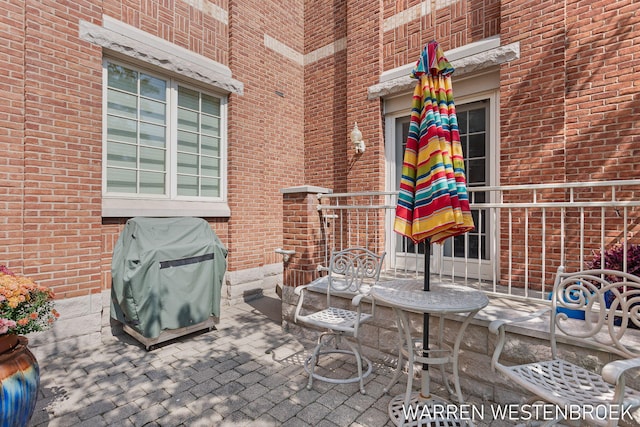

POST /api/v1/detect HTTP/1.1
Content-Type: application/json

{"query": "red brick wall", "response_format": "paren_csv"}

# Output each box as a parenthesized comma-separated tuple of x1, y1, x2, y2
(1, 0, 239, 297)
(565, 0, 640, 182)
(227, 1, 305, 272)
(103, 0, 229, 65)
(303, 0, 348, 192)
(498, 0, 640, 287)
(0, 2, 26, 273)
(500, 0, 567, 185)
(19, 0, 103, 297)
(345, 0, 385, 196)
(382, 0, 501, 71)
(563, 0, 640, 274)
(281, 191, 327, 287)
(3, 0, 640, 301)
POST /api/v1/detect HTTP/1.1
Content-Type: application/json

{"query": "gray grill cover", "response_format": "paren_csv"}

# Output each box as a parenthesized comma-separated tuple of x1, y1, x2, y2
(111, 217, 227, 339)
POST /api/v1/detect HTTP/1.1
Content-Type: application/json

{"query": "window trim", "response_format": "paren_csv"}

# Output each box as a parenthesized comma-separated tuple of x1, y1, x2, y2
(101, 58, 230, 217)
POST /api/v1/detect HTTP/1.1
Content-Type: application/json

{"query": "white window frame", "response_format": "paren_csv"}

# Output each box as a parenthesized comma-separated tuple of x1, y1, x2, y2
(101, 58, 230, 217)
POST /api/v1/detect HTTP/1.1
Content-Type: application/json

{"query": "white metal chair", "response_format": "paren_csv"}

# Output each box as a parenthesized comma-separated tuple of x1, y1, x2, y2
(294, 247, 386, 394)
(489, 266, 640, 427)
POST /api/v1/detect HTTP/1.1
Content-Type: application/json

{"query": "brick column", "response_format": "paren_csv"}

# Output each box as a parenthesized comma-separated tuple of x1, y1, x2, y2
(281, 186, 332, 287)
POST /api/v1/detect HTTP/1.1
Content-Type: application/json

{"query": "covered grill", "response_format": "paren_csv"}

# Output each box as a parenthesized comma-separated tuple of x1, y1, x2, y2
(111, 217, 227, 349)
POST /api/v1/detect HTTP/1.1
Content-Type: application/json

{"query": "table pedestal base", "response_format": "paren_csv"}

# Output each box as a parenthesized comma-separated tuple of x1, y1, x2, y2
(388, 392, 471, 427)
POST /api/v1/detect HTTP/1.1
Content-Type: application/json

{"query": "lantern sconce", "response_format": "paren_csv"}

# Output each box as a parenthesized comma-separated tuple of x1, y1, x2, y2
(350, 122, 365, 154)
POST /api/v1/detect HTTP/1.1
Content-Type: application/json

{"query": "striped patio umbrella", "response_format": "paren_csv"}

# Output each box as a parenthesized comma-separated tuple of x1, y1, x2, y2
(393, 40, 474, 400)
(394, 40, 474, 249)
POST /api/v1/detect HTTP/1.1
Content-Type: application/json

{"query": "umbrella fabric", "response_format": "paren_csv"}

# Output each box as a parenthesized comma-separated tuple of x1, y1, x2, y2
(394, 41, 474, 245)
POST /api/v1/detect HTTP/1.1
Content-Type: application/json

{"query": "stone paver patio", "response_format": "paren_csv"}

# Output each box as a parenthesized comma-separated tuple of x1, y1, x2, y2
(28, 292, 515, 426)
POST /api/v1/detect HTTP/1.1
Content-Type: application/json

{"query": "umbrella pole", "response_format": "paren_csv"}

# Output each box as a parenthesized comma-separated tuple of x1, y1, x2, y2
(421, 239, 431, 398)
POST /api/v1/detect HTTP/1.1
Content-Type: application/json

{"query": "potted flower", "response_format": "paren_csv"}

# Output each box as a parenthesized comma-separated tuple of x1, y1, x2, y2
(587, 242, 640, 277)
(587, 243, 640, 327)
(0, 265, 59, 427)
(0, 265, 59, 340)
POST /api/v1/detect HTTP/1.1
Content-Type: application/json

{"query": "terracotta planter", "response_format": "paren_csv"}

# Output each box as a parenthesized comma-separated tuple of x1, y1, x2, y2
(0, 335, 40, 427)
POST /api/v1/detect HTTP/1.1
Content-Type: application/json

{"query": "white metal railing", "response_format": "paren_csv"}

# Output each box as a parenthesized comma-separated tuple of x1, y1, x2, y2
(316, 180, 640, 301)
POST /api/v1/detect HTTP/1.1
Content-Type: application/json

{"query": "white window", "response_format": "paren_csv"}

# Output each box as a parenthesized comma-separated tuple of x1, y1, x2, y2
(102, 59, 228, 216)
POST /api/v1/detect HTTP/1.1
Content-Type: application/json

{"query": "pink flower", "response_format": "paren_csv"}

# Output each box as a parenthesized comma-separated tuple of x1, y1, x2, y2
(0, 318, 17, 335)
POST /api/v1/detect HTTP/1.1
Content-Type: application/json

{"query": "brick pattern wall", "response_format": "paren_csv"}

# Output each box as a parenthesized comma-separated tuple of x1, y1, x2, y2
(345, 0, 385, 196)
(382, 0, 501, 71)
(499, 0, 568, 285)
(498, 0, 640, 287)
(3, 0, 640, 306)
(500, 0, 567, 186)
(20, 0, 103, 297)
(281, 190, 328, 287)
(563, 0, 640, 275)
(565, 0, 640, 182)
(102, 0, 229, 66)
(227, 0, 305, 272)
(303, 0, 348, 192)
(0, 2, 26, 273)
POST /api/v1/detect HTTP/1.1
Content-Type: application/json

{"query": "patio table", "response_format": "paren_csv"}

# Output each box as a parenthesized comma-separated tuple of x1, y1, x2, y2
(372, 279, 489, 426)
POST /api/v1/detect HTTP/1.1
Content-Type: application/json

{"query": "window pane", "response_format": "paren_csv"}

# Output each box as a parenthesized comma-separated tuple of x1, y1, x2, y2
(472, 210, 487, 233)
(140, 98, 166, 124)
(468, 134, 486, 158)
(178, 131, 198, 154)
(202, 94, 220, 116)
(178, 153, 198, 175)
(178, 108, 199, 132)
(467, 235, 480, 258)
(201, 157, 219, 177)
(107, 168, 136, 193)
(107, 142, 137, 168)
(140, 123, 166, 148)
(178, 87, 199, 110)
(178, 175, 198, 196)
(107, 89, 137, 118)
(201, 136, 220, 157)
(453, 235, 466, 258)
(468, 109, 485, 133)
(140, 171, 165, 194)
(471, 191, 486, 203)
(107, 116, 137, 144)
(201, 178, 220, 197)
(467, 159, 486, 184)
(140, 74, 166, 101)
(140, 147, 165, 171)
(457, 111, 468, 133)
(201, 116, 220, 136)
(107, 64, 137, 93)
(460, 135, 468, 158)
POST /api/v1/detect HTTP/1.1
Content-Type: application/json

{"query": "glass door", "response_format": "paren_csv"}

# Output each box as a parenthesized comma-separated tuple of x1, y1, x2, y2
(386, 99, 494, 278)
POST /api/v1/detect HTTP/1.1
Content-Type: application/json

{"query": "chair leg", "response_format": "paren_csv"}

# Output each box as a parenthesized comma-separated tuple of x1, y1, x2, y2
(303, 331, 372, 393)
(307, 332, 329, 390)
(344, 338, 367, 394)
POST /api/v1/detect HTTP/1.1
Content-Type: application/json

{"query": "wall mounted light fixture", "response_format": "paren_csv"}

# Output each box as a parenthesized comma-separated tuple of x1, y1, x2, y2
(350, 122, 365, 154)
(274, 248, 295, 263)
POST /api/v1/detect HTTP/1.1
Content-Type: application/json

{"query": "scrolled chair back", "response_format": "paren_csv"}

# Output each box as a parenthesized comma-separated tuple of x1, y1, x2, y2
(328, 247, 386, 294)
(552, 267, 640, 358)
